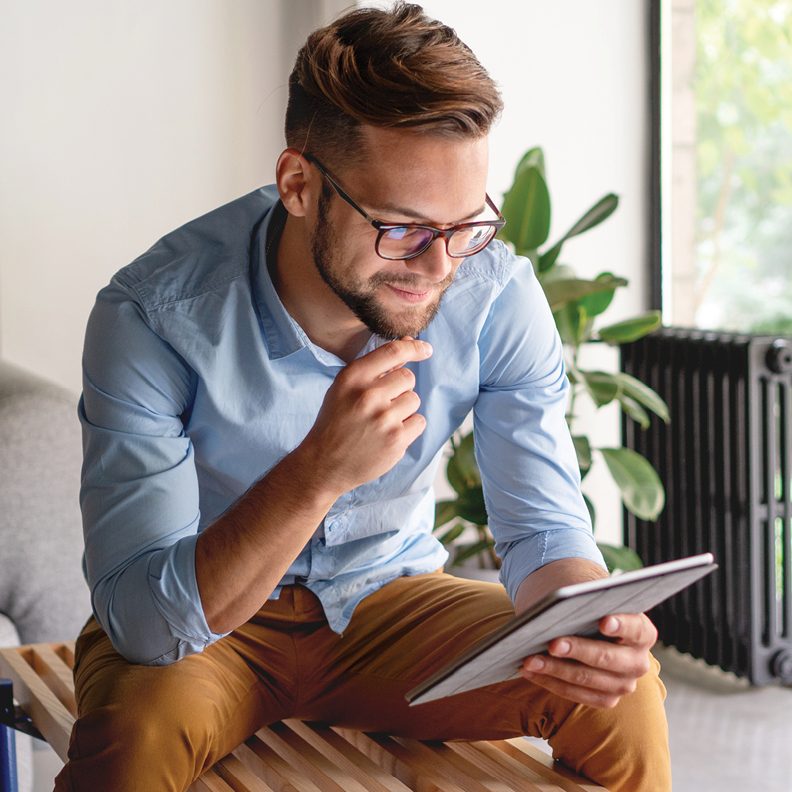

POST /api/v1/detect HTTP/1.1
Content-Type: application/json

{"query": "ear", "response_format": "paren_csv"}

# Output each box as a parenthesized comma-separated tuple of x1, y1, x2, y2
(276, 149, 318, 218)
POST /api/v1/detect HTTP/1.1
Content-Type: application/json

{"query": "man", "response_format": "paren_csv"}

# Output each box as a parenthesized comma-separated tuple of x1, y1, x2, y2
(57, 4, 670, 791)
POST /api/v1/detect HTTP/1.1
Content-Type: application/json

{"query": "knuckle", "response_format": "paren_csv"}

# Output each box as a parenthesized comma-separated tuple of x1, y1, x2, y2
(572, 667, 592, 688)
(593, 645, 612, 667)
(397, 366, 416, 387)
(356, 387, 380, 412)
(383, 340, 402, 359)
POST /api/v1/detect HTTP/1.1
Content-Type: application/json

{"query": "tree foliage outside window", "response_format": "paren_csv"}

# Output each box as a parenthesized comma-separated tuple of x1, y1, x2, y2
(695, 0, 792, 332)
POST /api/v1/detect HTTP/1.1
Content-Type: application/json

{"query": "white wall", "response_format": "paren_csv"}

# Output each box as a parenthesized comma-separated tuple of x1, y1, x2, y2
(1, 0, 648, 546)
(0, 0, 350, 392)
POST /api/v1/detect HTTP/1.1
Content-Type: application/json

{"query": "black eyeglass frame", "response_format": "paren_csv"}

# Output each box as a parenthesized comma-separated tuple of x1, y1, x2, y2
(305, 154, 506, 261)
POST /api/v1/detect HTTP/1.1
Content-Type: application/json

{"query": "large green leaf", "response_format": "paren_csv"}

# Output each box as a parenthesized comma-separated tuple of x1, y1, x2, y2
(617, 395, 651, 429)
(541, 275, 627, 313)
(438, 523, 466, 545)
(537, 194, 619, 273)
(597, 543, 644, 573)
(452, 538, 496, 566)
(454, 486, 489, 526)
(578, 370, 620, 408)
(572, 435, 592, 475)
(600, 447, 665, 521)
(598, 311, 662, 345)
(434, 499, 458, 530)
(537, 240, 563, 273)
(553, 303, 582, 347)
(514, 147, 546, 180)
(562, 193, 619, 240)
(499, 166, 551, 254)
(578, 272, 619, 318)
(446, 433, 481, 495)
(614, 372, 670, 423)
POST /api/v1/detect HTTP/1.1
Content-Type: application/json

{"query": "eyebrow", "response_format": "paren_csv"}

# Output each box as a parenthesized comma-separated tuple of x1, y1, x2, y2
(365, 201, 488, 226)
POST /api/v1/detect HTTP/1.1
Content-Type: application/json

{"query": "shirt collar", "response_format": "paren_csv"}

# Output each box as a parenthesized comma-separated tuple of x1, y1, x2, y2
(251, 200, 310, 361)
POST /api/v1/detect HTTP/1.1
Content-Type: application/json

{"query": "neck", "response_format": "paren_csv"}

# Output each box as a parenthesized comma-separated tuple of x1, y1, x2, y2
(271, 212, 371, 364)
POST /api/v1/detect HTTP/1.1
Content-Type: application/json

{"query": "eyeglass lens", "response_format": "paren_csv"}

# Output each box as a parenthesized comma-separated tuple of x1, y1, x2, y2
(377, 224, 498, 260)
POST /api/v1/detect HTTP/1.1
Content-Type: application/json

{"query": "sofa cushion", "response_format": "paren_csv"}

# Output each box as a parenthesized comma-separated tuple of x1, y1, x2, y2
(0, 361, 91, 644)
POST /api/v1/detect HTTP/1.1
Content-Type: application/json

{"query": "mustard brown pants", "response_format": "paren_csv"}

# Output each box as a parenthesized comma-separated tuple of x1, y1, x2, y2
(54, 572, 671, 792)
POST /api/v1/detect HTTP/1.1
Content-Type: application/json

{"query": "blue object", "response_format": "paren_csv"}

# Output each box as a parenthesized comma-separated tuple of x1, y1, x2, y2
(0, 679, 18, 792)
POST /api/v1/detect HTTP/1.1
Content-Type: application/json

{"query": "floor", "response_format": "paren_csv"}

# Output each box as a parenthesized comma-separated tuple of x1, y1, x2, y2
(25, 644, 792, 791)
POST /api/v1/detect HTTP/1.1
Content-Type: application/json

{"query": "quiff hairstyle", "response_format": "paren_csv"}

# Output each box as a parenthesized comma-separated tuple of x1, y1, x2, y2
(285, 2, 503, 169)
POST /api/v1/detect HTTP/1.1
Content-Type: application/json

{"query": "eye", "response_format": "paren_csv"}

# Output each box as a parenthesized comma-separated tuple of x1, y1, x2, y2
(384, 227, 423, 240)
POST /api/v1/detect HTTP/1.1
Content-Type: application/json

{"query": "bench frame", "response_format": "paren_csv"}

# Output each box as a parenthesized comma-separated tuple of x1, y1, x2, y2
(0, 643, 606, 792)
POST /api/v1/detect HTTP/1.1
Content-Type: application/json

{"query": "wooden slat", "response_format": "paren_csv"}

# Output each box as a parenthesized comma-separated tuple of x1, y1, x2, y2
(55, 641, 76, 670)
(0, 645, 74, 761)
(388, 738, 509, 792)
(189, 767, 240, 792)
(213, 753, 278, 792)
(235, 737, 326, 792)
(335, 729, 468, 792)
(26, 643, 78, 717)
(282, 721, 411, 792)
(491, 740, 607, 792)
(259, 722, 375, 792)
(448, 741, 570, 792)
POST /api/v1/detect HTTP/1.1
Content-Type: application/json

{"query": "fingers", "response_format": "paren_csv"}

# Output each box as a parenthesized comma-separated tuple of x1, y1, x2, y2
(520, 613, 657, 709)
(343, 337, 433, 383)
(599, 612, 658, 649)
(299, 337, 431, 494)
(519, 663, 632, 709)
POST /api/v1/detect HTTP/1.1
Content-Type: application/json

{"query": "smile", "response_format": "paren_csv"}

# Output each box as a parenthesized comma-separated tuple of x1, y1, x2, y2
(383, 283, 434, 303)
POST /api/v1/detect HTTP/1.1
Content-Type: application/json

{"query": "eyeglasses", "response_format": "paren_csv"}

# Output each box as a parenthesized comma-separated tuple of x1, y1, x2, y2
(305, 154, 505, 261)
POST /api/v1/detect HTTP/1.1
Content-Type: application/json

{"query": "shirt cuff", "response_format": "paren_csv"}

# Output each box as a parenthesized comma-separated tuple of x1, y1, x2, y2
(498, 529, 607, 603)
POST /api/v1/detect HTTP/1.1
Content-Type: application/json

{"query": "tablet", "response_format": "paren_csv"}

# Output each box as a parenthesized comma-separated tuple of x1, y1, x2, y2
(406, 553, 717, 706)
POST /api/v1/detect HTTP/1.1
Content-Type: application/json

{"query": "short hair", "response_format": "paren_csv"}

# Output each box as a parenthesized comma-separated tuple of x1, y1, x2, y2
(285, 2, 503, 168)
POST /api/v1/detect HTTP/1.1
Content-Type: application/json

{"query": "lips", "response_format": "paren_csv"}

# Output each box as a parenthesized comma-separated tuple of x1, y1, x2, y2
(384, 283, 434, 303)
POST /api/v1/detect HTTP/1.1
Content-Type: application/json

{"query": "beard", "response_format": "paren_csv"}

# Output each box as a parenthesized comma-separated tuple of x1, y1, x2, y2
(310, 190, 454, 341)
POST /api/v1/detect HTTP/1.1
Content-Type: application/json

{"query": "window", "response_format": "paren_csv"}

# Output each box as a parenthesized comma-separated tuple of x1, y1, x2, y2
(659, 0, 792, 332)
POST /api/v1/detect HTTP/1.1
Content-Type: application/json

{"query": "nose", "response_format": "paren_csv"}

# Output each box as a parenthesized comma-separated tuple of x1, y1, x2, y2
(406, 236, 455, 284)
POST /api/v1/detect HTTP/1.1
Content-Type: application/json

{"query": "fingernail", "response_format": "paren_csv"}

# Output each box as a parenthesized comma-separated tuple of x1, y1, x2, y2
(553, 640, 571, 656)
(602, 617, 619, 635)
(525, 656, 545, 672)
(422, 341, 433, 355)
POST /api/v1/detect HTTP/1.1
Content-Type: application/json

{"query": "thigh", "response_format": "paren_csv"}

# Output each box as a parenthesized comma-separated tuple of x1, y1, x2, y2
(60, 616, 296, 791)
(296, 571, 542, 739)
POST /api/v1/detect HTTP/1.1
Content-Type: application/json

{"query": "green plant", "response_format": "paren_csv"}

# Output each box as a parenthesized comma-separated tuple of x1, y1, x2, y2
(435, 147, 669, 573)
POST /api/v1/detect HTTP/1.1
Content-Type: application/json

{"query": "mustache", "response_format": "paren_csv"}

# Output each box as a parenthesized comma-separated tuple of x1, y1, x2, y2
(369, 270, 455, 292)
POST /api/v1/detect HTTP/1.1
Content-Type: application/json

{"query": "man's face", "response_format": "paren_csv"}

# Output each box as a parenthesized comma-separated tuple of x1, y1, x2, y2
(308, 127, 490, 340)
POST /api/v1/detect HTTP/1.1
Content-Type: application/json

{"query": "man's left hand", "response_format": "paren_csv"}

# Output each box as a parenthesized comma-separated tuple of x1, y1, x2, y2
(519, 611, 657, 709)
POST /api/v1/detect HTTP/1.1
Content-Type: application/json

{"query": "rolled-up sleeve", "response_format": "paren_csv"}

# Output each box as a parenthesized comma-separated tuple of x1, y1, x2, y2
(473, 261, 606, 603)
(80, 278, 227, 665)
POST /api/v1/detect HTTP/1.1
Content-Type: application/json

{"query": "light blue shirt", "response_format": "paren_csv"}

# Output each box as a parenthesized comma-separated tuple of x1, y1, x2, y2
(79, 185, 604, 666)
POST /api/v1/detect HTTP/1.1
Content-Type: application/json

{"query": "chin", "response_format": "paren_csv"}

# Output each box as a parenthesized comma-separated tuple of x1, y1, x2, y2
(365, 301, 441, 340)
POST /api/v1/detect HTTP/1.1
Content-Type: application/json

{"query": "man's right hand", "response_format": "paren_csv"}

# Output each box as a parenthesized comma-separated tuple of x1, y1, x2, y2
(299, 337, 433, 496)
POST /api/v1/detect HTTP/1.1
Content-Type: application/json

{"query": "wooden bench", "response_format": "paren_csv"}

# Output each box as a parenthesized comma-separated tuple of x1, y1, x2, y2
(0, 643, 607, 792)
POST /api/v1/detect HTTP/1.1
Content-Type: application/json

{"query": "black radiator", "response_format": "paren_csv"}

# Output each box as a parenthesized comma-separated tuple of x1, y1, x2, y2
(621, 328, 792, 685)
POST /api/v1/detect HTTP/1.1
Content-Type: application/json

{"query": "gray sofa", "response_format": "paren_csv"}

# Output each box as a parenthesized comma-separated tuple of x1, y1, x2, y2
(0, 360, 92, 790)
